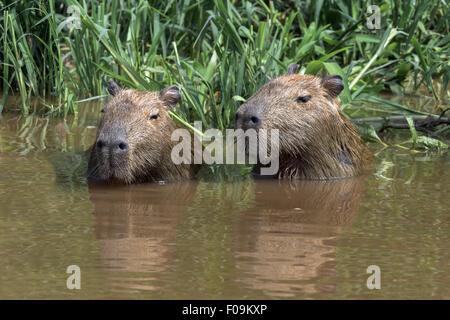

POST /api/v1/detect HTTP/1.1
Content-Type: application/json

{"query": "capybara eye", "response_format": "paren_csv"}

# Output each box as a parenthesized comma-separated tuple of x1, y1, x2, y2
(149, 114, 160, 120)
(296, 95, 312, 103)
(100, 108, 105, 113)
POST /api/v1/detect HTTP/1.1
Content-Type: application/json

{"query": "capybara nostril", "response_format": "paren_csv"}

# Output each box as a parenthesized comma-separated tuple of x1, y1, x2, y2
(119, 142, 128, 151)
(248, 115, 261, 127)
(114, 141, 128, 153)
(96, 140, 104, 152)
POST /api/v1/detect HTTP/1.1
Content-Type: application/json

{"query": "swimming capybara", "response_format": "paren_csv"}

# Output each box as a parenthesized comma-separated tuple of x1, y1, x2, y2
(87, 81, 195, 184)
(235, 65, 372, 179)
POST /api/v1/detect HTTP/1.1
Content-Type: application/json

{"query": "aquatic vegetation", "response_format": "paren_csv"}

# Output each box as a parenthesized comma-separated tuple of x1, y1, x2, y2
(0, 0, 449, 144)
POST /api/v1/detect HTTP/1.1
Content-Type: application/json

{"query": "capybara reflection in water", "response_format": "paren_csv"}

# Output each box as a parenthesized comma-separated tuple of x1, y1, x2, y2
(233, 178, 364, 296)
(88, 81, 195, 184)
(235, 65, 372, 179)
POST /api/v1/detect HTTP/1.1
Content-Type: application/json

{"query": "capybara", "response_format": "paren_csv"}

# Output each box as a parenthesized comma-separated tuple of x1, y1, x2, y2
(88, 81, 195, 184)
(235, 65, 372, 179)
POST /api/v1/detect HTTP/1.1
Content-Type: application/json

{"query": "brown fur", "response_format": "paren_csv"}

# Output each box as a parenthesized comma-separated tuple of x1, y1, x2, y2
(88, 84, 195, 184)
(235, 73, 372, 179)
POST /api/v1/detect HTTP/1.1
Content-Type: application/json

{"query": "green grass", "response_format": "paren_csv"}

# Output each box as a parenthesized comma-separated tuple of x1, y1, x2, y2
(0, 0, 449, 138)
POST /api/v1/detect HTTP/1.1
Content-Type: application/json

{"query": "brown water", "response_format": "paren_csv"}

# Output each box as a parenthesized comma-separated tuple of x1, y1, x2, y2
(0, 103, 449, 299)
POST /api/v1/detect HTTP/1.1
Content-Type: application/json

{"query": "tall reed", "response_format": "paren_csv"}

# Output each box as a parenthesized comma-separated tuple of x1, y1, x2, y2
(0, 0, 448, 130)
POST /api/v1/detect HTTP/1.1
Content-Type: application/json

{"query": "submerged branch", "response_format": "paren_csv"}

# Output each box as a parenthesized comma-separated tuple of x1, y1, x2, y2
(352, 113, 450, 132)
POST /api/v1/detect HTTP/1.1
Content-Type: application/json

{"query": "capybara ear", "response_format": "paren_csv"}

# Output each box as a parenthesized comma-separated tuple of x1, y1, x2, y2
(160, 85, 181, 108)
(107, 80, 121, 96)
(287, 63, 300, 75)
(322, 75, 344, 98)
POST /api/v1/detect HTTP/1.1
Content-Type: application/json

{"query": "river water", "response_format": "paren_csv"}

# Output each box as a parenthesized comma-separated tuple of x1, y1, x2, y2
(0, 102, 448, 299)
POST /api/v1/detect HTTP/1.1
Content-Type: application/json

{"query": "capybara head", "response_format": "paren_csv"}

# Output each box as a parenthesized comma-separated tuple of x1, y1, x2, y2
(88, 81, 193, 184)
(235, 65, 371, 179)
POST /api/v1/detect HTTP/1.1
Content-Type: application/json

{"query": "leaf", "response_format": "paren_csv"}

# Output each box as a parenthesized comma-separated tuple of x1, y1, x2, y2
(406, 117, 418, 144)
(232, 95, 246, 102)
(355, 34, 380, 44)
(355, 123, 386, 145)
(304, 60, 324, 75)
(415, 136, 448, 150)
(319, 47, 351, 62)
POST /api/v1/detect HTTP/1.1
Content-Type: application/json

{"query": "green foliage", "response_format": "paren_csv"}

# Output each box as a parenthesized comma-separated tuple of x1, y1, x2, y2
(1, 0, 449, 137)
(404, 116, 448, 150)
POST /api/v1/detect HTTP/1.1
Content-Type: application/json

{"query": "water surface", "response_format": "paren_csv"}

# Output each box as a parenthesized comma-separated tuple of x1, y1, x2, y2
(0, 103, 448, 299)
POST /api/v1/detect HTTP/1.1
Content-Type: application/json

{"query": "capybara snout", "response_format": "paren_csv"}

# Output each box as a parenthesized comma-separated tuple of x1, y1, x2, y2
(95, 127, 128, 154)
(94, 125, 129, 181)
(235, 108, 262, 130)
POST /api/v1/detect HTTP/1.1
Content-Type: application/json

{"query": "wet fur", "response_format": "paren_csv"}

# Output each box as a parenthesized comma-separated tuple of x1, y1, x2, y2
(88, 88, 194, 184)
(237, 74, 372, 180)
